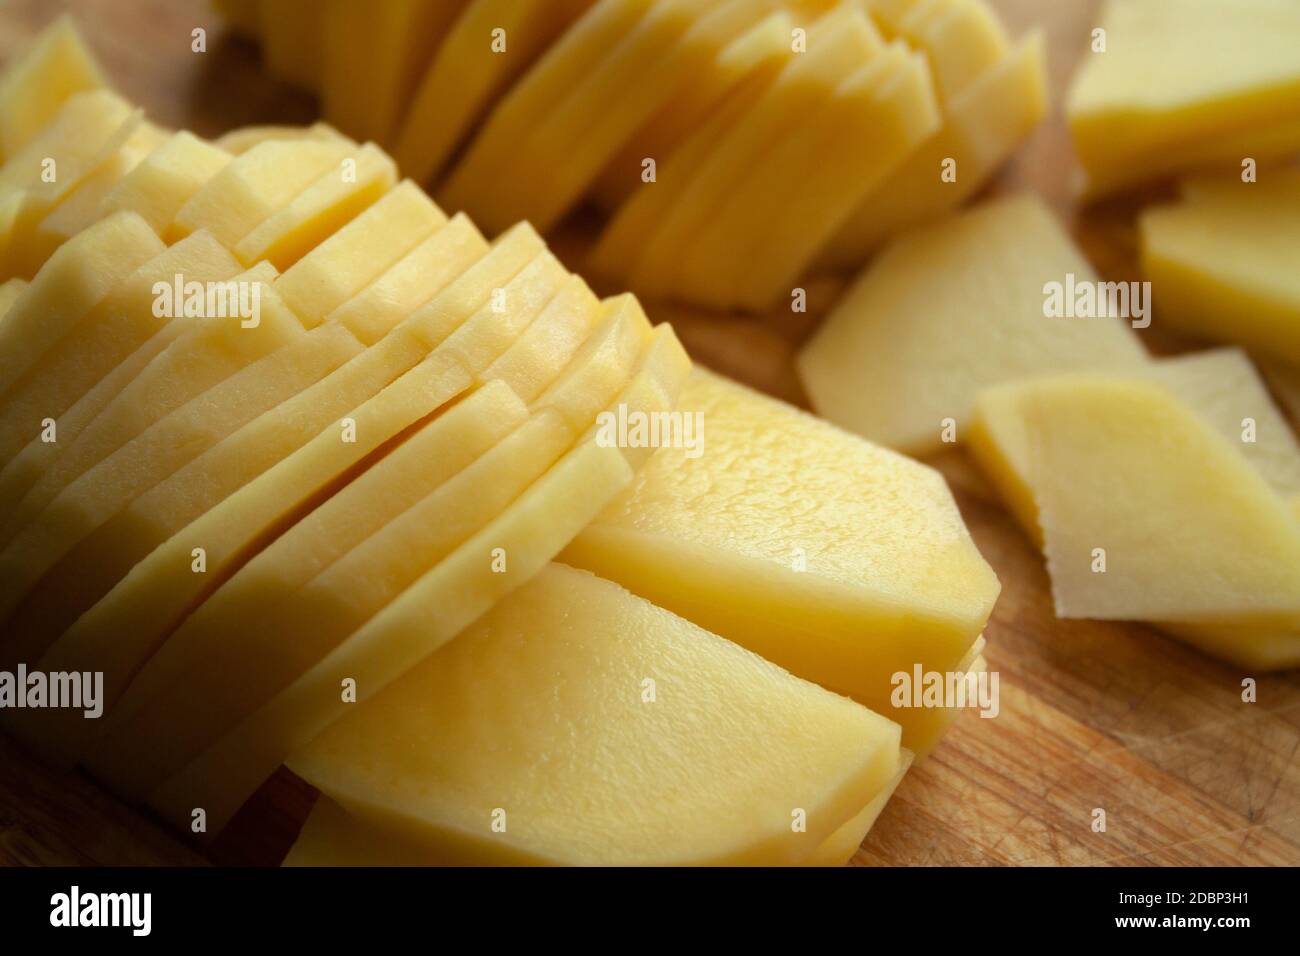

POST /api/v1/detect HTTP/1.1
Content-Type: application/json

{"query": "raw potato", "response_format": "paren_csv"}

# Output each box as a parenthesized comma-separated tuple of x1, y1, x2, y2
(87, 297, 647, 792)
(394, 0, 595, 187)
(798, 194, 1148, 456)
(0, 277, 27, 316)
(171, 138, 356, 248)
(0, 232, 246, 542)
(37, 272, 603, 767)
(214, 122, 343, 156)
(888, 0, 1007, 104)
(1, 232, 557, 659)
(100, 131, 232, 236)
(0, 15, 105, 160)
(970, 349, 1300, 545)
(233, 142, 397, 269)
(0, 211, 162, 421)
(589, 8, 793, 210)
(1140, 179, 1300, 364)
(613, 4, 882, 300)
(29, 121, 169, 268)
(440, 0, 792, 235)
(274, 180, 449, 326)
(146, 324, 686, 832)
(674, 40, 940, 311)
(1020, 377, 1300, 629)
(320, 0, 469, 145)
(0, 90, 142, 278)
(1066, 0, 1300, 197)
(820, 32, 1046, 268)
(563, 368, 999, 754)
(285, 564, 902, 866)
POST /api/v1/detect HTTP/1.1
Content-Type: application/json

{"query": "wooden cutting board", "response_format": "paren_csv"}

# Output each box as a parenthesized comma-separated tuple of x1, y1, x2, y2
(1, 0, 1297, 868)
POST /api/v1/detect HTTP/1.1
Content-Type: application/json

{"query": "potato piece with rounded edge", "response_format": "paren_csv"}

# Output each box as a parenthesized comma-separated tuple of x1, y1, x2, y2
(285, 563, 901, 866)
(214, 123, 345, 156)
(146, 322, 687, 833)
(3, 236, 559, 663)
(1022, 377, 1300, 626)
(799, 194, 1148, 457)
(0, 231, 245, 539)
(563, 367, 999, 756)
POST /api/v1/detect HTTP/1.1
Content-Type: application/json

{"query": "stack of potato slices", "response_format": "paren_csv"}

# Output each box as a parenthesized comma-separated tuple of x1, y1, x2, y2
(0, 19, 1001, 864)
(221, 0, 1047, 311)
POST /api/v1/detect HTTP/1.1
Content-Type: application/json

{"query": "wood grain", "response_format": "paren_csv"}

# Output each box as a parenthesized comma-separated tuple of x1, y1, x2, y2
(1, 0, 1297, 867)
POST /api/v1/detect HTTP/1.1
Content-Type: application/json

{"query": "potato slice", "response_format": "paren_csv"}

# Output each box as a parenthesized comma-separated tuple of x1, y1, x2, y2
(1023, 377, 1300, 626)
(1, 230, 555, 659)
(1140, 181, 1300, 364)
(0, 16, 105, 160)
(101, 131, 232, 236)
(213, 123, 343, 156)
(36, 276, 602, 766)
(29, 121, 169, 267)
(1066, 0, 1300, 197)
(232, 142, 397, 269)
(273, 180, 448, 326)
(0, 232, 246, 543)
(820, 32, 1046, 269)
(394, 0, 595, 187)
(0, 211, 162, 420)
(320, 0, 468, 145)
(799, 194, 1148, 456)
(0, 277, 27, 317)
(171, 137, 355, 248)
(145, 319, 687, 832)
(677, 42, 940, 311)
(971, 349, 1300, 546)
(564, 367, 999, 754)
(286, 563, 900, 866)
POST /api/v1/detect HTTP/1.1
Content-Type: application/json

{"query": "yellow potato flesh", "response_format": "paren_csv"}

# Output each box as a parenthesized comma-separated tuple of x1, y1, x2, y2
(233, 142, 398, 269)
(1140, 186, 1300, 364)
(0, 233, 248, 546)
(590, 8, 793, 210)
(100, 131, 232, 237)
(320, 0, 469, 145)
(0, 15, 105, 160)
(273, 180, 448, 327)
(798, 194, 1148, 456)
(1066, 0, 1300, 197)
(678, 42, 941, 311)
(1020, 377, 1300, 627)
(285, 563, 901, 866)
(627, 4, 881, 301)
(171, 138, 355, 249)
(30, 121, 169, 267)
(563, 367, 999, 754)
(394, 0, 596, 187)
(0, 90, 142, 279)
(4, 235, 559, 663)
(971, 350, 1300, 546)
(0, 211, 163, 425)
(144, 326, 686, 832)
(820, 32, 1046, 269)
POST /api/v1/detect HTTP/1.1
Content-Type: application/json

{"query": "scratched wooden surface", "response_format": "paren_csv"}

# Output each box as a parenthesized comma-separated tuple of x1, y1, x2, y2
(0, 0, 1297, 867)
